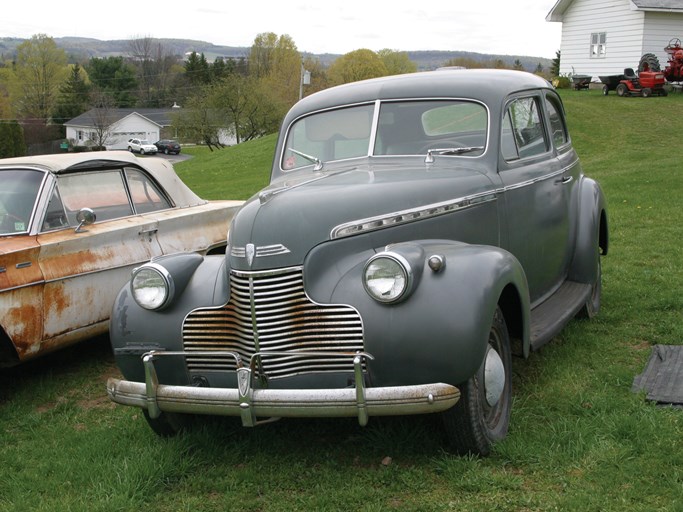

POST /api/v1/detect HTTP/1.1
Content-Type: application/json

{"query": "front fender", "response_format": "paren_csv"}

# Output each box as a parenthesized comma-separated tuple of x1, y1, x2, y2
(304, 238, 530, 387)
(109, 252, 229, 383)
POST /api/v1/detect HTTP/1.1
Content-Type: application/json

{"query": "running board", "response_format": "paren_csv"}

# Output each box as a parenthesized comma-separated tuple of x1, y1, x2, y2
(529, 281, 592, 351)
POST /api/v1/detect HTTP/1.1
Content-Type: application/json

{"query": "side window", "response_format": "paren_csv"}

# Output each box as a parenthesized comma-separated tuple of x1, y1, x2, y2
(502, 97, 548, 161)
(125, 169, 172, 213)
(58, 170, 133, 224)
(41, 187, 69, 231)
(545, 96, 568, 148)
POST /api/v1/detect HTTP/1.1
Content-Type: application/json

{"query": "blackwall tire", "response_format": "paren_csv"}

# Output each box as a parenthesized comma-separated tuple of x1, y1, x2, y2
(143, 410, 194, 436)
(579, 256, 602, 319)
(616, 84, 628, 97)
(441, 306, 512, 456)
(639, 53, 661, 73)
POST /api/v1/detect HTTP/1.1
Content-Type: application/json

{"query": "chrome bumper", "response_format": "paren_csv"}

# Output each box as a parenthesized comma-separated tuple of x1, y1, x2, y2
(106, 350, 460, 427)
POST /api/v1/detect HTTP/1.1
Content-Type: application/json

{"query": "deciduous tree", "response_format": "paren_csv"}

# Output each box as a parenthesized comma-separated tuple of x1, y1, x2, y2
(11, 34, 68, 123)
(327, 49, 388, 86)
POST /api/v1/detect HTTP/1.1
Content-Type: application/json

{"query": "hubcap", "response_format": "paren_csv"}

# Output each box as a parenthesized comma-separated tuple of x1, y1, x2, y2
(484, 346, 505, 407)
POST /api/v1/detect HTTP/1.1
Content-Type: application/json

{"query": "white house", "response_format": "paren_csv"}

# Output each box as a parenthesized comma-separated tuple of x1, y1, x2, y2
(547, 0, 683, 77)
(65, 108, 180, 150)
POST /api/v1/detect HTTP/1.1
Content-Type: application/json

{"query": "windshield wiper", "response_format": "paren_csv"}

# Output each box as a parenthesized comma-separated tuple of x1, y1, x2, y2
(425, 146, 484, 163)
(288, 148, 323, 171)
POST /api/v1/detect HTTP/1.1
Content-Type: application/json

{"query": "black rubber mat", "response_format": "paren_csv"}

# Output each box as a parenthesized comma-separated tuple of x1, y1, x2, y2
(632, 345, 683, 408)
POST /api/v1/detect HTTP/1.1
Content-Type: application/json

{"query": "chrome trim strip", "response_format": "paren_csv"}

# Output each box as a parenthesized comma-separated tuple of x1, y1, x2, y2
(331, 190, 498, 239)
(231, 244, 291, 259)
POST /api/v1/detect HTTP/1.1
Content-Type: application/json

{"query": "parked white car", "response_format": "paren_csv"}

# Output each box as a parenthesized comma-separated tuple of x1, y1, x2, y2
(127, 138, 158, 155)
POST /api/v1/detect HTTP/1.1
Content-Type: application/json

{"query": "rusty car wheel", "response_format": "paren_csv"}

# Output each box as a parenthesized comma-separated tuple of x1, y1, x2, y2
(441, 306, 512, 456)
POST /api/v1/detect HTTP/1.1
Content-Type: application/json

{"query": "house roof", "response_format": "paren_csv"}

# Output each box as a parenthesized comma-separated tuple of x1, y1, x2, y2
(547, 0, 683, 22)
(65, 107, 181, 128)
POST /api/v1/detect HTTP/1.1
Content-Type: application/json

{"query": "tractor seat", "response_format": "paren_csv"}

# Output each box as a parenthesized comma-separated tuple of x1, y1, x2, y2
(624, 68, 639, 86)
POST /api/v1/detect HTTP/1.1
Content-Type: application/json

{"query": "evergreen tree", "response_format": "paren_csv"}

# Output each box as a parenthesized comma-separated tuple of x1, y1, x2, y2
(53, 64, 91, 125)
(0, 121, 27, 157)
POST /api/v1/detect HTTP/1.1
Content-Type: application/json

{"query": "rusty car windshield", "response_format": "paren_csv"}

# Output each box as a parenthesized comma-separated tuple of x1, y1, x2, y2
(281, 100, 487, 171)
(0, 169, 45, 235)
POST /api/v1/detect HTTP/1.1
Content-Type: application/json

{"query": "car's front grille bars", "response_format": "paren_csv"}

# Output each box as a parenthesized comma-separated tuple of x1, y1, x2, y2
(182, 267, 364, 379)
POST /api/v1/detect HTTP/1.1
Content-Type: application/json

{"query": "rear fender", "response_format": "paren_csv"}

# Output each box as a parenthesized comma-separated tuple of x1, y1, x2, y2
(305, 238, 530, 386)
(568, 176, 608, 284)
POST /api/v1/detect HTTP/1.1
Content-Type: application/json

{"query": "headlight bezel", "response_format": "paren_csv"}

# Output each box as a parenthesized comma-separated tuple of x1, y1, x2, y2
(130, 263, 175, 311)
(363, 252, 414, 304)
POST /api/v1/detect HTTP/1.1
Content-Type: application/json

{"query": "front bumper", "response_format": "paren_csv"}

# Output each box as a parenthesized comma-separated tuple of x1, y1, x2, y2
(106, 350, 460, 427)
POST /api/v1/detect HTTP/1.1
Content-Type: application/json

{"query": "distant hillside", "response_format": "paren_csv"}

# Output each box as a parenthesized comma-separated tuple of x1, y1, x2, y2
(0, 37, 551, 72)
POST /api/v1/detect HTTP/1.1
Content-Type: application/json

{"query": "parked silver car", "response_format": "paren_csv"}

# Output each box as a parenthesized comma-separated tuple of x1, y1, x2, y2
(107, 70, 608, 455)
(0, 151, 242, 366)
(127, 138, 158, 154)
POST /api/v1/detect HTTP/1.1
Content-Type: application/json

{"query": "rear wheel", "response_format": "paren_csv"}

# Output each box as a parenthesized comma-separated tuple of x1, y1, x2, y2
(639, 53, 661, 73)
(442, 306, 512, 456)
(616, 83, 628, 97)
(164, 148, 169, 154)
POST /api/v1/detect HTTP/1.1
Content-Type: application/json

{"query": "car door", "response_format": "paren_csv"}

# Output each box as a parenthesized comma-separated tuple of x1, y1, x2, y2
(36, 169, 165, 346)
(498, 93, 574, 303)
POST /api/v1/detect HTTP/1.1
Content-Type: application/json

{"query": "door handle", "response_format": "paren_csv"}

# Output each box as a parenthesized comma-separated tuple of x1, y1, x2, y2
(558, 175, 573, 185)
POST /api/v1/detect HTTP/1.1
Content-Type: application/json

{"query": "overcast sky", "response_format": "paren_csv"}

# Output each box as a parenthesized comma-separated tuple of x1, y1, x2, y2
(1, 0, 562, 59)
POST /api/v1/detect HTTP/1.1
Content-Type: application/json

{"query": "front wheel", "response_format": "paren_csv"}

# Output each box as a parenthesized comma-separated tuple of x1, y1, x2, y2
(579, 256, 602, 319)
(441, 306, 512, 456)
(143, 410, 195, 436)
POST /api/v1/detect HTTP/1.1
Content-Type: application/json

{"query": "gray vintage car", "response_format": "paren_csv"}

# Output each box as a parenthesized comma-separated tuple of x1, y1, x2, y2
(107, 69, 608, 455)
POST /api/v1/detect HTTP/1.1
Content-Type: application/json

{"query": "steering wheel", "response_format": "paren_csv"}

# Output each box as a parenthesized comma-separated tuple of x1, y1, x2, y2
(669, 38, 682, 48)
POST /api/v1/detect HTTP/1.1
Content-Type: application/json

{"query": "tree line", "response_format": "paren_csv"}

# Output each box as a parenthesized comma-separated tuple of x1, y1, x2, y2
(0, 32, 550, 157)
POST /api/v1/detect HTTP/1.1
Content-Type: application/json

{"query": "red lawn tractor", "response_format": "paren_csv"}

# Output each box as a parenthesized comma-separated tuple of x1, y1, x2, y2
(615, 67, 667, 97)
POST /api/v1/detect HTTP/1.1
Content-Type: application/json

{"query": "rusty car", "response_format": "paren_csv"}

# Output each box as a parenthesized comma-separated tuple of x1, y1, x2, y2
(0, 151, 242, 366)
(106, 70, 608, 456)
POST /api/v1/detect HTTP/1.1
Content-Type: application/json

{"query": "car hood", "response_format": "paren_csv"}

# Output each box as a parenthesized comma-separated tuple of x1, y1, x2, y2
(227, 160, 496, 271)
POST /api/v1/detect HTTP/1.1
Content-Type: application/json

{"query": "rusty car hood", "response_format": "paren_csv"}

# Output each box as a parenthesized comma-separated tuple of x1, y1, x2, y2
(227, 160, 496, 271)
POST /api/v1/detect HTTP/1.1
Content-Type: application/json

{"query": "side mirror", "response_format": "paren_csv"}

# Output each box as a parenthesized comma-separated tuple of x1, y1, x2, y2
(75, 208, 96, 233)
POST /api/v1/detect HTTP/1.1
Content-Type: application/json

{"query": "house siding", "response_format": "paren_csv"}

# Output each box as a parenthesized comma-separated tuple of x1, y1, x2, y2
(553, 0, 683, 77)
(559, 0, 645, 76)
(642, 12, 683, 68)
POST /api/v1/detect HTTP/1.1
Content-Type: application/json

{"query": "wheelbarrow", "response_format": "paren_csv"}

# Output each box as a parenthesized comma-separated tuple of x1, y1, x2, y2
(571, 75, 592, 90)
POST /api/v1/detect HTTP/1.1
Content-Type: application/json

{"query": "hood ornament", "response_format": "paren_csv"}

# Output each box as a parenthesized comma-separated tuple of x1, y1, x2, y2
(246, 243, 255, 267)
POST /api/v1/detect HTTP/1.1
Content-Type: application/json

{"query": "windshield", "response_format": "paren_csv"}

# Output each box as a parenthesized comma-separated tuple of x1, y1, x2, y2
(0, 169, 45, 235)
(281, 100, 487, 171)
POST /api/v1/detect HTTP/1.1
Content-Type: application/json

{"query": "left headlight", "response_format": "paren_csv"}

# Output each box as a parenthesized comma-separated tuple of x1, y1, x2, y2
(363, 253, 412, 303)
(131, 264, 174, 310)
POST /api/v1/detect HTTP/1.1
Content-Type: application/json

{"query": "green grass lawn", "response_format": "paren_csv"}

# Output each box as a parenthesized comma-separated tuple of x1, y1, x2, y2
(1, 89, 682, 511)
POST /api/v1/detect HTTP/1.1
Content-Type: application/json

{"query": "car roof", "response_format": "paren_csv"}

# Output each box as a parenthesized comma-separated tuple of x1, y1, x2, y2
(0, 151, 205, 207)
(284, 69, 552, 122)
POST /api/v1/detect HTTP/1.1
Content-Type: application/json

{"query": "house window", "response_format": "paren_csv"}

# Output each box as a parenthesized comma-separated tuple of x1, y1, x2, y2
(590, 33, 606, 58)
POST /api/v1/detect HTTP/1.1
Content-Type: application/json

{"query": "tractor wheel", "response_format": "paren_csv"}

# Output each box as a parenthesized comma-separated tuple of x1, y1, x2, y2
(616, 83, 629, 97)
(642, 88, 652, 98)
(639, 53, 661, 73)
(602, 85, 609, 95)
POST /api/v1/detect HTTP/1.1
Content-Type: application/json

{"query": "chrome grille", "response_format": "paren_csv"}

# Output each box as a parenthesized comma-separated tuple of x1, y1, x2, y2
(182, 267, 364, 378)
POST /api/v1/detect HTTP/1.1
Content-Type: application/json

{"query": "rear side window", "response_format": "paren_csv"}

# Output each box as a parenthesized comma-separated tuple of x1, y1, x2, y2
(501, 97, 548, 161)
(125, 169, 172, 213)
(545, 96, 568, 147)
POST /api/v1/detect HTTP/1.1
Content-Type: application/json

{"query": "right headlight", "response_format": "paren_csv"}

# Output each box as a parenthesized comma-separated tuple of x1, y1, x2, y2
(131, 263, 174, 310)
(363, 253, 412, 303)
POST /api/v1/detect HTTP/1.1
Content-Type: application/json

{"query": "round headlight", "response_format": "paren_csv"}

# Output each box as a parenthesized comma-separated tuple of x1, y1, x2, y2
(363, 254, 411, 303)
(131, 264, 174, 310)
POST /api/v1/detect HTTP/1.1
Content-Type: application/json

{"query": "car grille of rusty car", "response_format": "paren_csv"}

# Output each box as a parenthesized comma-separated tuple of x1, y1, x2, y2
(182, 267, 365, 379)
